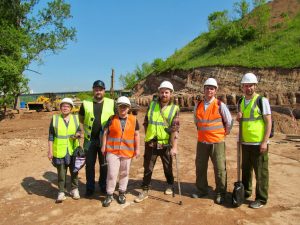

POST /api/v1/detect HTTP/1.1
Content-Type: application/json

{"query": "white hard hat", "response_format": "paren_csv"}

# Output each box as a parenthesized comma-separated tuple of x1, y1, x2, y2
(60, 98, 74, 107)
(117, 96, 131, 107)
(204, 78, 218, 88)
(241, 73, 258, 84)
(158, 81, 174, 92)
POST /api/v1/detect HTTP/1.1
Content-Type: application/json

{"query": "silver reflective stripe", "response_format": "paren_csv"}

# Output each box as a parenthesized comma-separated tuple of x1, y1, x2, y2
(167, 104, 175, 124)
(73, 114, 79, 128)
(195, 118, 222, 123)
(106, 145, 135, 151)
(242, 96, 263, 122)
(54, 115, 59, 136)
(197, 125, 224, 131)
(56, 135, 72, 139)
(107, 137, 134, 143)
(241, 116, 263, 122)
(148, 121, 165, 126)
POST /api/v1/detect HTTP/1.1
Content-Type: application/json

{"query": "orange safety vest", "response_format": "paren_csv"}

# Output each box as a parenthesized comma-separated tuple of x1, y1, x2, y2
(106, 114, 136, 158)
(194, 99, 225, 143)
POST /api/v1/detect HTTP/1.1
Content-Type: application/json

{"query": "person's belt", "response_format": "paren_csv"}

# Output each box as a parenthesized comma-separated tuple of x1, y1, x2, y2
(147, 140, 170, 149)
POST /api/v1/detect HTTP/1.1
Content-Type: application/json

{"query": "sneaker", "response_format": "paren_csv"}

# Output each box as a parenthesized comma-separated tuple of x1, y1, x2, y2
(249, 200, 265, 209)
(134, 190, 148, 203)
(118, 192, 126, 204)
(70, 188, 80, 200)
(56, 192, 66, 203)
(215, 195, 225, 205)
(164, 185, 173, 195)
(102, 195, 114, 207)
(191, 192, 208, 198)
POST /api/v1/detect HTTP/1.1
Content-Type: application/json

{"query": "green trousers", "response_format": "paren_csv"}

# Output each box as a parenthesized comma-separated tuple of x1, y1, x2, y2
(196, 142, 227, 196)
(242, 144, 269, 204)
(57, 163, 78, 192)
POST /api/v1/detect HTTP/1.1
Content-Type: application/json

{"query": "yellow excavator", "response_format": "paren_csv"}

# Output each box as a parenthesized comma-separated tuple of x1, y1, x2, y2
(27, 95, 60, 112)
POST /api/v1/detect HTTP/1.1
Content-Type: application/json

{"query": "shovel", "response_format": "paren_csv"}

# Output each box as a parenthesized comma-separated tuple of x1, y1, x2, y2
(232, 118, 245, 207)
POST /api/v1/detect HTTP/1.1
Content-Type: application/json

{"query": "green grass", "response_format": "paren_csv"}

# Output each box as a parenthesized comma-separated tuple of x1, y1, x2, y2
(157, 13, 300, 71)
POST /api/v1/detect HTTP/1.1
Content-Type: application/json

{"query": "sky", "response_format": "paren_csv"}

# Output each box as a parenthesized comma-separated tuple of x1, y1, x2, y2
(25, 0, 239, 93)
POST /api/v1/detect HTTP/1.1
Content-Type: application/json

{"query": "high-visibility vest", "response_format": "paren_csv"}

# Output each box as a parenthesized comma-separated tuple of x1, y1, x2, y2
(106, 114, 136, 158)
(194, 98, 225, 143)
(240, 94, 265, 143)
(83, 98, 114, 140)
(52, 114, 79, 158)
(145, 101, 179, 145)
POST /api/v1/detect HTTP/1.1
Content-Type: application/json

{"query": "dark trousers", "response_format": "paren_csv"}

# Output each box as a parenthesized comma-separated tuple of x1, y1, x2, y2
(57, 162, 78, 192)
(142, 143, 174, 190)
(85, 139, 107, 192)
(195, 142, 227, 196)
(242, 144, 269, 204)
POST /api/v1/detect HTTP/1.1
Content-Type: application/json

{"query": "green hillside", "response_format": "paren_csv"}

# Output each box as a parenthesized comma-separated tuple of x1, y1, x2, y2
(158, 13, 300, 70)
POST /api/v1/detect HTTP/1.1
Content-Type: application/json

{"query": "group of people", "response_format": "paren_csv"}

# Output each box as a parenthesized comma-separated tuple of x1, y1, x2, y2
(47, 72, 271, 209)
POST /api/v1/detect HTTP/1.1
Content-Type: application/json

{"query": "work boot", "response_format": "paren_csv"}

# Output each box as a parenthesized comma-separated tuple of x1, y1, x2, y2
(215, 195, 225, 205)
(102, 194, 114, 207)
(249, 200, 265, 209)
(164, 185, 173, 195)
(117, 192, 126, 204)
(56, 192, 66, 203)
(134, 190, 148, 203)
(70, 188, 80, 200)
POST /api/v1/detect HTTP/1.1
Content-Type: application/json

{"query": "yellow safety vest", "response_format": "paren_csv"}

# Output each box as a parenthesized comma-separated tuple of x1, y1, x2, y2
(145, 101, 179, 145)
(241, 94, 265, 143)
(83, 98, 115, 140)
(52, 114, 79, 158)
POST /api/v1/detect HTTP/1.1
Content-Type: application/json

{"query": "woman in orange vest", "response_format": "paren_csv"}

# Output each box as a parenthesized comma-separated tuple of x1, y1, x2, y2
(101, 96, 140, 207)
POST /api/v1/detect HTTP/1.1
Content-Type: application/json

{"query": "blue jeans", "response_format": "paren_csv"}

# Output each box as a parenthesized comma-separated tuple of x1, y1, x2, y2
(85, 139, 107, 192)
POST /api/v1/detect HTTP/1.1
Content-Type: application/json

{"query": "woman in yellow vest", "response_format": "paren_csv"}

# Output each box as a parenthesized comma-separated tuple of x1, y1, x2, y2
(101, 96, 140, 207)
(48, 98, 81, 203)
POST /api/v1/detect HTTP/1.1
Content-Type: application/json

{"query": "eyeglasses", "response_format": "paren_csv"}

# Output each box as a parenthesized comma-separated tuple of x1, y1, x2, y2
(204, 86, 216, 90)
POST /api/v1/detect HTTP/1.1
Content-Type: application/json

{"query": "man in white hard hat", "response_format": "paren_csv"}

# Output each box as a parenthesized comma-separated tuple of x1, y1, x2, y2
(79, 80, 116, 197)
(101, 96, 140, 207)
(135, 80, 180, 203)
(192, 78, 233, 205)
(237, 73, 272, 209)
(48, 98, 81, 202)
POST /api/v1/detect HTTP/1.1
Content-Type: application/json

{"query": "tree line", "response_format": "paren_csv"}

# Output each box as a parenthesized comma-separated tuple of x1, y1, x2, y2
(0, 0, 76, 113)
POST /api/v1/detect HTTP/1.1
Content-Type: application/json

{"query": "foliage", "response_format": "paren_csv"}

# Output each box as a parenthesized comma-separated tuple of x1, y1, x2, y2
(119, 62, 156, 89)
(0, 0, 76, 111)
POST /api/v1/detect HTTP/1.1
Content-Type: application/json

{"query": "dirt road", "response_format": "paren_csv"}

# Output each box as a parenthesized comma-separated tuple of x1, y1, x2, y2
(0, 111, 299, 225)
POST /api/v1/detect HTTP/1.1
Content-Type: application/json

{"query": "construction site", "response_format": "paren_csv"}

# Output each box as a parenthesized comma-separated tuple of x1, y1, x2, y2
(0, 67, 300, 225)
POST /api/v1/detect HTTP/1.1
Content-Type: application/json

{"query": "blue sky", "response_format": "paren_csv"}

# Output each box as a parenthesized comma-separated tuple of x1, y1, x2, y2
(25, 0, 239, 93)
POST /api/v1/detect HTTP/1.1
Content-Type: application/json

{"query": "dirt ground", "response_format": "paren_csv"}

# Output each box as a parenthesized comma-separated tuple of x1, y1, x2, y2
(0, 110, 299, 225)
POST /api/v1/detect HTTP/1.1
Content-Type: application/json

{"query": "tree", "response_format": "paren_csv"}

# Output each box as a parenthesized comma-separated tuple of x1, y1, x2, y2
(0, 0, 76, 111)
(207, 10, 229, 31)
(234, 0, 250, 20)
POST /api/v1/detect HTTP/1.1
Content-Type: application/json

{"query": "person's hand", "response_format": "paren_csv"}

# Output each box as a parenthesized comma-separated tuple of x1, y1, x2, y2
(236, 112, 243, 122)
(170, 147, 177, 156)
(75, 132, 81, 138)
(260, 141, 268, 153)
(134, 149, 140, 159)
(47, 150, 53, 161)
